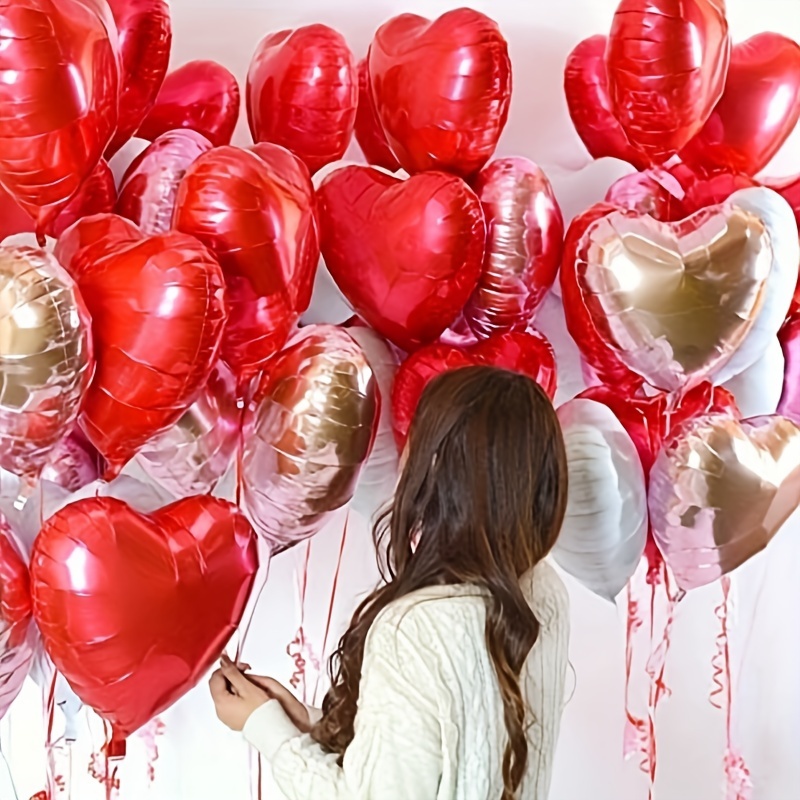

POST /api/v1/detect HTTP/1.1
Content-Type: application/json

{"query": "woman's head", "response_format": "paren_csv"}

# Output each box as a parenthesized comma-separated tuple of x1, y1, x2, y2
(390, 365, 567, 588)
(312, 366, 568, 798)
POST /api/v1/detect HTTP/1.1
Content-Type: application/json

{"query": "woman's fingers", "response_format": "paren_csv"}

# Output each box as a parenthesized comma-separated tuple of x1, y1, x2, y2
(219, 656, 255, 696)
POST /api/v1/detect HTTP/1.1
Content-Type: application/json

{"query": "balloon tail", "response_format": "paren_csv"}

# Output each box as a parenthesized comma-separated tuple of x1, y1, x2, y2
(622, 578, 648, 771)
(711, 577, 752, 800)
(139, 717, 165, 784)
(287, 540, 318, 703)
(312, 511, 349, 706)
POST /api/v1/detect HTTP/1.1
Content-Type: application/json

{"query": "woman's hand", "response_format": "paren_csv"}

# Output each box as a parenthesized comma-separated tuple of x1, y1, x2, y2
(209, 655, 312, 733)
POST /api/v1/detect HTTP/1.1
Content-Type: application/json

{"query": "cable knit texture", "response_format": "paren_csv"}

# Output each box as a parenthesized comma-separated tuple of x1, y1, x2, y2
(243, 560, 570, 799)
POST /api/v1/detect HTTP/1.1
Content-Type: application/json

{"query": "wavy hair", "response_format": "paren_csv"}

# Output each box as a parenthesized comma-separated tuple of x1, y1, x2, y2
(311, 366, 568, 798)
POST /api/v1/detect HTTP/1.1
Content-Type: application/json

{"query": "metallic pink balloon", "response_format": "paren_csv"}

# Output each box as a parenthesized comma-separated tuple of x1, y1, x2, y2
(41, 431, 102, 492)
(649, 412, 800, 590)
(0, 518, 35, 720)
(116, 129, 213, 235)
(778, 316, 800, 424)
(0, 247, 94, 480)
(241, 325, 379, 552)
(464, 158, 564, 339)
(134, 362, 239, 497)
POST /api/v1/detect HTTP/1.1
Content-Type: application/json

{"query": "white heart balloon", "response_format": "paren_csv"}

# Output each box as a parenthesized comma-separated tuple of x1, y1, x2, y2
(554, 398, 647, 600)
(712, 187, 799, 385)
(723, 337, 785, 418)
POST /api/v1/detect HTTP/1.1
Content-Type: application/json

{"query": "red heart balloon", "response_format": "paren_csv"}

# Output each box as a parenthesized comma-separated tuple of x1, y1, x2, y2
(174, 145, 319, 387)
(137, 60, 241, 147)
(392, 330, 557, 447)
(606, 0, 730, 165)
(318, 166, 485, 352)
(30, 495, 257, 750)
(354, 58, 400, 172)
(55, 212, 141, 280)
(105, 0, 172, 157)
(369, 8, 511, 177)
(0, 160, 116, 242)
(564, 35, 648, 170)
(0, 0, 119, 232)
(55, 215, 228, 473)
(246, 24, 358, 175)
(680, 33, 800, 177)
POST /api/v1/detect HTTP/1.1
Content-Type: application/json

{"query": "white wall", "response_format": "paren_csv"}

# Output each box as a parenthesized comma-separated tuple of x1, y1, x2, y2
(2, 1, 800, 799)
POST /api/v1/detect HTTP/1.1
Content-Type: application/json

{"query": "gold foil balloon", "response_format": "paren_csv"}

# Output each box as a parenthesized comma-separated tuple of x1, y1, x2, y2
(465, 157, 564, 338)
(0, 247, 93, 479)
(241, 325, 379, 552)
(574, 204, 772, 392)
(133, 362, 239, 497)
(649, 413, 800, 590)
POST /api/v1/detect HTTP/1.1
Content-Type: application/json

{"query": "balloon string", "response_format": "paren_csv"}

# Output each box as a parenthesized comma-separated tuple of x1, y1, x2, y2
(287, 540, 317, 703)
(234, 539, 272, 664)
(643, 564, 682, 798)
(312, 511, 350, 707)
(711, 577, 752, 800)
(88, 723, 119, 800)
(0, 739, 20, 800)
(622, 580, 648, 772)
(140, 718, 165, 784)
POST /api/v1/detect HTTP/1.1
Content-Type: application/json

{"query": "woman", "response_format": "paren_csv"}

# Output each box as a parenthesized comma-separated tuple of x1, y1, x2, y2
(211, 366, 570, 799)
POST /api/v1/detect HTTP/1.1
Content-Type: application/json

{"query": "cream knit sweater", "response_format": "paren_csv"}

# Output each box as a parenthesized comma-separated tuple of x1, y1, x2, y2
(243, 560, 570, 800)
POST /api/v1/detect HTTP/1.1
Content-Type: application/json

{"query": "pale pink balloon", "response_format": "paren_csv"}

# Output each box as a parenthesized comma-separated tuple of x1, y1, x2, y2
(134, 363, 239, 497)
(241, 325, 379, 552)
(116, 129, 212, 235)
(649, 413, 800, 590)
(465, 158, 563, 338)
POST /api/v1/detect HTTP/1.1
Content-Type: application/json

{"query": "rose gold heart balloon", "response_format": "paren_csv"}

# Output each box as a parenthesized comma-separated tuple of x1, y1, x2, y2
(465, 158, 563, 338)
(650, 413, 800, 590)
(241, 325, 379, 552)
(0, 247, 93, 480)
(573, 205, 772, 392)
(116, 129, 212, 234)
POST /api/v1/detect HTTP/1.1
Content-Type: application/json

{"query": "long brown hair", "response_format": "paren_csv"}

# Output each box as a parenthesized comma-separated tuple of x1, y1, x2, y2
(311, 366, 568, 798)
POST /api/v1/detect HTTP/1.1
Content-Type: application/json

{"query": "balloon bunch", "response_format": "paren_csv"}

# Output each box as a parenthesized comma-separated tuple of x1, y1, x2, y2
(0, 0, 798, 777)
(557, 0, 800, 596)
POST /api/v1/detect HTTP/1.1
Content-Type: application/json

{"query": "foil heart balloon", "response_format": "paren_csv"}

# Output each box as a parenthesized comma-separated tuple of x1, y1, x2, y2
(56, 215, 228, 474)
(246, 24, 358, 174)
(30, 495, 258, 751)
(106, 0, 172, 156)
(368, 8, 511, 177)
(41, 431, 102, 492)
(0, 159, 116, 242)
(55, 213, 141, 281)
(0, 519, 35, 720)
(0, 247, 93, 480)
(137, 60, 241, 147)
(354, 58, 400, 172)
(649, 413, 800, 590)
(606, 0, 730, 165)
(0, 0, 119, 232)
(778, 316, 800, 424)
(680, 33, 800, 177)
(391, 329, 557, 447)
(134, 362, 239, 498)
(317, 166, 485, 352)
(242, 325, 379, 552)
(571, 203, 773, 392)
(563, 35, 647, 170)
(174, 145, 319, 386)
(116, 129, 213, 234)
(554, 398, 647, 600)
(465, 158, 564, 338)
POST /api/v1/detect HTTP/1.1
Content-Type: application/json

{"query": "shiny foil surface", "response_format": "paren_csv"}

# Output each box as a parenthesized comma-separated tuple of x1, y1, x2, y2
(0, 247, 93, 479)
(247, 24, 358, 174)
(575, 205, 772, 392)
(649, 413, 800, 590)
(317, 165, 486, 352)
(369, 8, 511, 177)
(30, 495, 258, 745)
(465, 158, 564, 338)
(116, 129, 213, 235)
(353, 58, 400, 172)
(242, 325, 379, 552)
